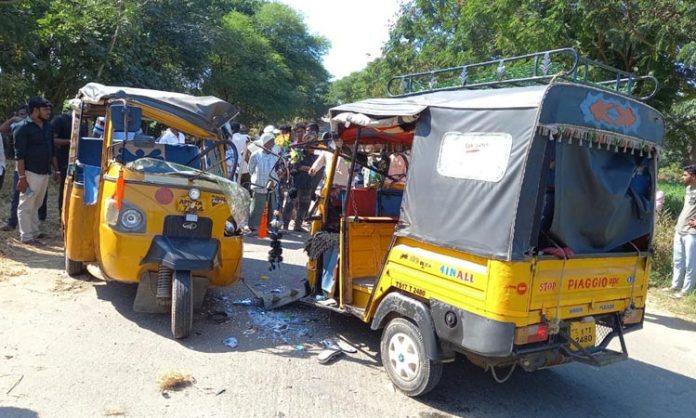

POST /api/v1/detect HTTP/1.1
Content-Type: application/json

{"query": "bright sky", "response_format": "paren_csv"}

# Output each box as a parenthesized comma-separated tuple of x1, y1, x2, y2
(277, 0, 402, 80)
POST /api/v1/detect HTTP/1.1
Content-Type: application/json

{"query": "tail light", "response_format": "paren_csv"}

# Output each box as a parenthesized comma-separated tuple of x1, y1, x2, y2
(514, 323, 549, 345)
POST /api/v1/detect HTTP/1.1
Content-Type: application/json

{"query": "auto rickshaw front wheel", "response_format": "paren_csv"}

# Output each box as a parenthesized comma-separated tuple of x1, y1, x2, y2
(171, 270, 193, 339)
(380, 318, 443, 397)
(64, 252, 84, 277)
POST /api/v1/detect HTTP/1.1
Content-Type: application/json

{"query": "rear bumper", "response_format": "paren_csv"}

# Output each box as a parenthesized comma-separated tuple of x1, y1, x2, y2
(431, 299, 515, 357)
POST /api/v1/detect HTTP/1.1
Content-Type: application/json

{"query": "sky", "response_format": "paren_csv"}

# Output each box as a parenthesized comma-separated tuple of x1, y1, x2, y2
(277, 0, 402, 80)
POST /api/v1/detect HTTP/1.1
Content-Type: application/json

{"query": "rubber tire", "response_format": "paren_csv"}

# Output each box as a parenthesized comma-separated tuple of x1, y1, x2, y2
(65, 252, 84, 277)
(171, 270, 193, 339)
(380, 317, 443, 397)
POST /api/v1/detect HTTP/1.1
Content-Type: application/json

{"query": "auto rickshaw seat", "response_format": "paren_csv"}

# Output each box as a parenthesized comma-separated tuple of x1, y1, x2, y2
(111, 142, 200, 169)
(164, 144, 201, 169)
(75, 136, 104, 183)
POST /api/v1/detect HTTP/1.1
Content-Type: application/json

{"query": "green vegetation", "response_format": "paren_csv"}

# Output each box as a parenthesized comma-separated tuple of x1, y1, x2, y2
(328, 0, 696, 169)
(653, 181, 696, 311)
(0, 0, 330, 124)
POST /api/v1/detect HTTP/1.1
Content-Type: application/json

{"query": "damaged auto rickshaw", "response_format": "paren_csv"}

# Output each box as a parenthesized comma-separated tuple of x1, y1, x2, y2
(303, 49, 664, 395)
(61, 83, 249, 338)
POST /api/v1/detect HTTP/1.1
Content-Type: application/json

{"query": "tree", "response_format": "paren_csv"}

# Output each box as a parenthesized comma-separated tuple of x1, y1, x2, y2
(0, 0, 332, 125)
(203, 2, 330, 123)
(329, 0, 696, 164)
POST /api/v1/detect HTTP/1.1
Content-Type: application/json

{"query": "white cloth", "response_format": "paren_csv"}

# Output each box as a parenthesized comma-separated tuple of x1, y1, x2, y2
(157, 128, 185, 145)
(248, 149, 278, 193)
(311, 150, 350, 187)
(18, 171, 49, 242)
(229, 132, 249, 175)
(0, 132, 5, 176)
(672, 232, 696, 293)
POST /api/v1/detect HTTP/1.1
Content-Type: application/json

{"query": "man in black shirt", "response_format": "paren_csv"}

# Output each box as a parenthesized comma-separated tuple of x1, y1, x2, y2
(15, 96, 60, 245)
(52, 107, 73, 215)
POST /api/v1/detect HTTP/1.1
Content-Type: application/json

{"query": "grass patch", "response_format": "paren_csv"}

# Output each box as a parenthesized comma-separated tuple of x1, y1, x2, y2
(648, 289, 696, 321)
(652, 181, 696, 316)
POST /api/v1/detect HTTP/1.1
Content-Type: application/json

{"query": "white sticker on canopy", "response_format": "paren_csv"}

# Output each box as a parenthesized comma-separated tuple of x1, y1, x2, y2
(436, 132, 512, 182)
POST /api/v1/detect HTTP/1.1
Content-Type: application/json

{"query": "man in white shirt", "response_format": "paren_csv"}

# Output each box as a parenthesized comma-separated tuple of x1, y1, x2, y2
(224, 122, 250, 188)
(309, 145, 351, 188)
(157, 127, 185, 145)
(247, 134, 279, 233)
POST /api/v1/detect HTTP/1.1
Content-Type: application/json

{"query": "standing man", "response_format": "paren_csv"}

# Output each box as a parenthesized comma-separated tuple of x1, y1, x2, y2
(225, 122, 250, 189)
(246, 133, 278, 234)
(52, 103, 74, 215)
(14, 97, 60, 245)
(670, 164, 696, 299)
(0, 104, 28, 161)
(282, 134, 316, 232)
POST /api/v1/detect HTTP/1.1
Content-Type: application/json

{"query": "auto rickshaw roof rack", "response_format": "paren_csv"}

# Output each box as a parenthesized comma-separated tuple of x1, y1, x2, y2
(386, 48, 659, 101)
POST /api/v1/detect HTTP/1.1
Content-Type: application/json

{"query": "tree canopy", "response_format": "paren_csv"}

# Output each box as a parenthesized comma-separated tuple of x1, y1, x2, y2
(0, 0, 330, 125)
(327, 0, 696, 164)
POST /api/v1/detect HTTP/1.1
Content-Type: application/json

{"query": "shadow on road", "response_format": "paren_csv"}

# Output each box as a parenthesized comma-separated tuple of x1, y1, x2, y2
(89, 257, 379, 359)
(644, 311, 696, 332)
(414, 357, 696, 418)
(244, 232, 307, 251)
(0, 407, 39, 418)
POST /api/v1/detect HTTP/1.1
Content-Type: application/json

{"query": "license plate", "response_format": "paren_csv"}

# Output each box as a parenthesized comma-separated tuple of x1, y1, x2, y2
(569, 319, 596, 349)
(176, 198, 203, 212)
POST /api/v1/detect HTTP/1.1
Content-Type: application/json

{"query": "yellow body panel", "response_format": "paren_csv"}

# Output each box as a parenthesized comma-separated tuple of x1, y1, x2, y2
(63, 181, 98, 262)
(93, 163, 242, 286)
(357, 236, 648, 328)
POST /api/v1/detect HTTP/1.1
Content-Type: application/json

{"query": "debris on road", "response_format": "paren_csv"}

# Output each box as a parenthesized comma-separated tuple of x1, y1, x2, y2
(158, 371, 194, 391)
(242, 276, 307, 309)
(336, 339, 357, 353)
(318, 348, 343, 364)
(223, 337, 239, 349)
(232, 298, 257, 306)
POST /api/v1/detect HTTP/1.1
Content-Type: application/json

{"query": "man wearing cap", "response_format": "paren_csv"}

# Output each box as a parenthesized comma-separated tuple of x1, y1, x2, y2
(246, 132, 278, 234)
(14, 96, 60, 245)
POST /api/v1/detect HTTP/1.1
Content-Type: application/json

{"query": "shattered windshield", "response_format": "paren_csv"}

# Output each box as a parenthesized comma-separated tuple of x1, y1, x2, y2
(125, 158, 250, 224)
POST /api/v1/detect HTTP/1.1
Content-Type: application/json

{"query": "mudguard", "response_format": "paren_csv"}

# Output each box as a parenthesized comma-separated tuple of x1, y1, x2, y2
(141, 236, 220, 271)
(370, 292, 442, 361)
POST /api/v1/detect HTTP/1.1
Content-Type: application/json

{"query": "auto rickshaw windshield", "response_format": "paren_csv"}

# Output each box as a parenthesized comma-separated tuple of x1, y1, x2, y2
(125, 157, 251, 226)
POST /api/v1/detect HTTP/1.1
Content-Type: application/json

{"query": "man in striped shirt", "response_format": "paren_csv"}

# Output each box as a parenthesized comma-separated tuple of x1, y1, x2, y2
(247, 133, 279, 234)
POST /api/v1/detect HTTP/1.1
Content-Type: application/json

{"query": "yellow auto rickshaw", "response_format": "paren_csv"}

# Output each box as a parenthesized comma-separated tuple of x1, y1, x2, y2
(62, 83, 249, 338)
(304, 49, 663, 395)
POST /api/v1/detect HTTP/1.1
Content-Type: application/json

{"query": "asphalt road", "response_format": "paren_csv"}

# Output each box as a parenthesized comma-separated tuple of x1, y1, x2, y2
(1, 232, 695, 418)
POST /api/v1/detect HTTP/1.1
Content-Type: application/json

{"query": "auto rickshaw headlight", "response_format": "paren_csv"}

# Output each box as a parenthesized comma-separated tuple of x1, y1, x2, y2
(188, 187, 201, 201)
(120, 208, 144, 230)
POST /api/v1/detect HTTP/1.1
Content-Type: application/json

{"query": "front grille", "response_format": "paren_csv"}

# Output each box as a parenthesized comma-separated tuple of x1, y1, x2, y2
(163, 215, 213, 239)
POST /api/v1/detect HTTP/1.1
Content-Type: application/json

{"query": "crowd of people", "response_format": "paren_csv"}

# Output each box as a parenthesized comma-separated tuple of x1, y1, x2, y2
(224, 121, 326, 235)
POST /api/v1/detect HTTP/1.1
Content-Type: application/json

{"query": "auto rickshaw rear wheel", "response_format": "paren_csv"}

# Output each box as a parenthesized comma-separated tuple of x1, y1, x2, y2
(171, 270, 193, 339)
(64, 252, 84, 277)
(380, 317, 443, 397)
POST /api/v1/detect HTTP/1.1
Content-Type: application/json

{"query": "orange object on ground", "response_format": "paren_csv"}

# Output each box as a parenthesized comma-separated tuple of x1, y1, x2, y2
(258, 205, 268, 238)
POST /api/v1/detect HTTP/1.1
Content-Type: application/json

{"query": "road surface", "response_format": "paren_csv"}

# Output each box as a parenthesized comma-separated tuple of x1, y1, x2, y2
(1, 231, 695, 418)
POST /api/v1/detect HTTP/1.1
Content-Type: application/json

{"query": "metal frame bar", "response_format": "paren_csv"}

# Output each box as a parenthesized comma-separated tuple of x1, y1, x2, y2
(386, 48, 659, 101)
